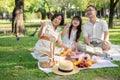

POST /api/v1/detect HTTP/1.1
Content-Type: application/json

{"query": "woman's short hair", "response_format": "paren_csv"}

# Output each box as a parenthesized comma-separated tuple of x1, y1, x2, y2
(51, 13, 64, 25)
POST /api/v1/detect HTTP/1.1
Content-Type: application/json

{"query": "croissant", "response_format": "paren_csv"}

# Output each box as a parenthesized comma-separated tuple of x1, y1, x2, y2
(59, 48, 71, 56)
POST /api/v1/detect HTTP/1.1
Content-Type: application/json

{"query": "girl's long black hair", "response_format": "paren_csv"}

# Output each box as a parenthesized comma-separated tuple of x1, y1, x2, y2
(68, 16, 82, 42)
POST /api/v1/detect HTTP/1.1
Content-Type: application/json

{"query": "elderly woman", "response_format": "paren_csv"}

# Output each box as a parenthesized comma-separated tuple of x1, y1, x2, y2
(34, 13, 68, 68)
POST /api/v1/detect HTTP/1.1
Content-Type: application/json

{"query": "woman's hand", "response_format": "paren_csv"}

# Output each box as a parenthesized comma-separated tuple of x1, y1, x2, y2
(57, 40, 69, 50)
(68, 51, 76, 56)
(41, 22, 46, 27)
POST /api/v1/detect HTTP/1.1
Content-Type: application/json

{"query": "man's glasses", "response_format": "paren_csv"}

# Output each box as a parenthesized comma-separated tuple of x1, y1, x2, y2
(86, 9, 95, 12)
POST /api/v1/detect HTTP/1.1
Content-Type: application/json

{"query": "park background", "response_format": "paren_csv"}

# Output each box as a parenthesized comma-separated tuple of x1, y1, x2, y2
(0, 0, 120, 80)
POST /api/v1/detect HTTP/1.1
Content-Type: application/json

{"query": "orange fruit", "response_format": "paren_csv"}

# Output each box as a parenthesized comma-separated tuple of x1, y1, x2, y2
(91, 60, 97, 64)
(86, 60, 92, 67)
(73, 61, 80, 66)
(66, 48, 71, 52)
(59, 51, 68, 56)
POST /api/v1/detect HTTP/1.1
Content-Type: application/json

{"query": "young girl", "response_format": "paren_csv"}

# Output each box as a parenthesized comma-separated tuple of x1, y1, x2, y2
(61, 16, 82, 52)
(34, 13, 68, 68)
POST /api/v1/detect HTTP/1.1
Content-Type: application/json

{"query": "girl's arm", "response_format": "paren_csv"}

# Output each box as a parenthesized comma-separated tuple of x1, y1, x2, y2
(73, 41, 78, 52)
(61, 23, 70, 36)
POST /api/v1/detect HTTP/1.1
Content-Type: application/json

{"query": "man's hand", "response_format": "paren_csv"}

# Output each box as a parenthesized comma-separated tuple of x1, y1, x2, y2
(102, 41, 111, 51)
(88, 44, 94, 47)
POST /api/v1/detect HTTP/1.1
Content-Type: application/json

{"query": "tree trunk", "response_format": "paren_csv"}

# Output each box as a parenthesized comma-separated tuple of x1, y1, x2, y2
(116, 9, 119, 19)
(64, 8, 67, 19)
(12, 0, 25, 36)
(62, 7, 67, 20)
(109, 0, 119, 28)
(109, 0, 114, 28)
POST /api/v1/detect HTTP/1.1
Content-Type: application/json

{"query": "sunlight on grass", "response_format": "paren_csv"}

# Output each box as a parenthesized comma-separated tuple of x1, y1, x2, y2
(0, 46, 14, 49)
(0, 46, 14, 51)
(0, 62, 17, 66)
(109, 29, 120, 31)
(0, 35, 13, 38)
(110, 32, 120, 35)
(110, 39, 120, 41)
(0, 25, 120, 80)
(26, 27, 38, 31)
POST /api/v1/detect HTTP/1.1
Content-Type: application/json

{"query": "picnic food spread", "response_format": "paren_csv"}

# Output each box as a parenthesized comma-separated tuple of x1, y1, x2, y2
(73, 55, 97, 68)
(59, 49, 97, 68)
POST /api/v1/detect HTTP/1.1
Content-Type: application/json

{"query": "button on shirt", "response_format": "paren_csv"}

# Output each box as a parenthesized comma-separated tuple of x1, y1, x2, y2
(82, 18, 108, 42)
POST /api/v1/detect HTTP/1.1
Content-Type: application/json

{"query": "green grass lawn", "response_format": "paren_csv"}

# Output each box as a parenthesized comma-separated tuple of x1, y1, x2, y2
(0, 26, 120, 80)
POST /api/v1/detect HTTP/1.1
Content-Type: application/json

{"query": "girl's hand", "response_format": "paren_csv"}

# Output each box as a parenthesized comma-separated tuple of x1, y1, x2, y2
(61, 23, 71, 36)
(65, 23, 71, 29)
(70, 51, 76, 55)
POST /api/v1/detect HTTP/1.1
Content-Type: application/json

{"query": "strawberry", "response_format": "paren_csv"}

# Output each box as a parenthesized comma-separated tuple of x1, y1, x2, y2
(84, 56, 88, 60)
(75, 58, 79, 61)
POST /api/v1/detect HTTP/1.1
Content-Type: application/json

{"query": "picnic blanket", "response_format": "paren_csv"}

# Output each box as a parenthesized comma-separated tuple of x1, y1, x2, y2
(107, 44, 120, 61)
(30, 44, 120, 73)
(37, 59, 118, 73)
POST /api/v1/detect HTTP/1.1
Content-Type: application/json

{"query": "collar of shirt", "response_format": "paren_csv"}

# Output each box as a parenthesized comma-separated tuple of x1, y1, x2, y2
(49, 22, 58, 32)
(88, 18, 100, 25)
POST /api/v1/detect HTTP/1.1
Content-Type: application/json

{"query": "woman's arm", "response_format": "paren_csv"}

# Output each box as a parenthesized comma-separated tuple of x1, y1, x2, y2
(57, 40, 68, 49)
(38, 27, 43, 38)
(38, 22, 46, 39)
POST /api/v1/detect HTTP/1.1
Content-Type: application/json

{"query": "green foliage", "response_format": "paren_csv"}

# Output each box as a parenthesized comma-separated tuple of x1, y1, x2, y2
(0, 0, 15, 13)
(24, 0, 40, 12)
(0, 0, 119, 21)
(0, 0, 118, 14)
(116, 0, 120, 9)
(70, 0, 89, 11)
(25, 0, 48, 19)
(24, 12, 38, 20)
